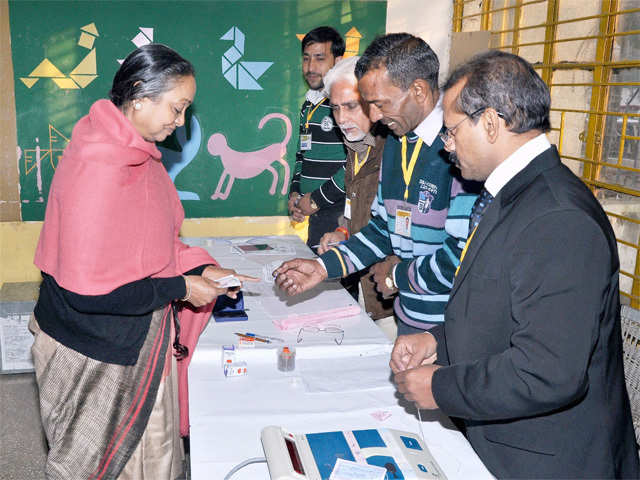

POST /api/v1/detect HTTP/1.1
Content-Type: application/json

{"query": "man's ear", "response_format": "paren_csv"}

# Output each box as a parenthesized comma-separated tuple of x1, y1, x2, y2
(483, 108, 501, 144)
(334, 56, 343, 65)
(411, 79, 430, 102)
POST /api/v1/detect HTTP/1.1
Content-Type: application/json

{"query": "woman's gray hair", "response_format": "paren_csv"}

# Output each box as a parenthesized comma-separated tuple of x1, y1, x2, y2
(109, 44, 194, 109)
(322, 56, 360, 97)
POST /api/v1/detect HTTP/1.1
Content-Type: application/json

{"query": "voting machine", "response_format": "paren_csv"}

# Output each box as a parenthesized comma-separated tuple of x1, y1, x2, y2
(261, 425, 446, 480)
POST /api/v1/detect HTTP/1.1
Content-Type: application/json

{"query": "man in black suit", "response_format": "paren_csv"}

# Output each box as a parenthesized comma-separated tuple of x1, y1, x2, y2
(390, 50, 639, 478)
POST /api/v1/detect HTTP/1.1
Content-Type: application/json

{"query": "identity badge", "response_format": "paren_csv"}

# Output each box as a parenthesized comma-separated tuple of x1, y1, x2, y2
(300, 133, 312, 150)
(395, 208, 412, 237)
(344, 198, 352, 220)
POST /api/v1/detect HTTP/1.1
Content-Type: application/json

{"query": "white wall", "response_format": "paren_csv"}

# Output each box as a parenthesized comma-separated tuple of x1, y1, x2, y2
(386, 0, 454, 85)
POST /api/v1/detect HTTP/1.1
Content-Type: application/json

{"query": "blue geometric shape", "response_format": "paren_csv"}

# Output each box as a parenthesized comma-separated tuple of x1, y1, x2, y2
(238, 65, 262, 90)
(224, 65, 237, 88)
(159, 115, 202, 201)
(234, 27, 245, 55)
(219, 26, 274, 90)
(220, 26, 234, 41)
(224, 45, 242, 65)
(240, 61, 272, 80)
(222, 56, 231, 73)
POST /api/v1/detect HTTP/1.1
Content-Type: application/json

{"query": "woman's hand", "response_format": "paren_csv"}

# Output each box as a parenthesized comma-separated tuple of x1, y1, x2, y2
(183, 275, 225, 307)
(318, 231, 347, 255)
(201, 266, 260, 299)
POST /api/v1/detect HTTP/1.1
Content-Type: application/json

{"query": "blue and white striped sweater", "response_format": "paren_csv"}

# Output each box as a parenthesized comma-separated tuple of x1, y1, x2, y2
(320, 134, 477, 329)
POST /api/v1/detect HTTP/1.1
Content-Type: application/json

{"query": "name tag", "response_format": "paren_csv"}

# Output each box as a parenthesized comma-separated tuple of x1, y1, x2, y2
(395, 207, 412, 237)
(300, 133, 312, 151)
(344, 198, 352, 220)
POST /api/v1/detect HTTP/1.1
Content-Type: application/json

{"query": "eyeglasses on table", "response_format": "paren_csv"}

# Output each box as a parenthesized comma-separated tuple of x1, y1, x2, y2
(297, 324, 344, 345)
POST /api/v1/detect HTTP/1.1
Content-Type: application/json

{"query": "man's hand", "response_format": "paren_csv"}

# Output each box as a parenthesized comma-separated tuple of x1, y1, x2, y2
(273, 258, 328, 295)
(201, 266, 260, 299)
(393, 364, 441, 409)
(370, 255, 401, 297)
(318, 231, 347, 254)
(288, 193, 305, 222)
(297, 194, 319, 216)
(390, 332, 438, 373)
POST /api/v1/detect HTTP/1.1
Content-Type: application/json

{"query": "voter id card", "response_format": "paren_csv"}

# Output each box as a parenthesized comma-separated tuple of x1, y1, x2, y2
(300, 134, 312, 151)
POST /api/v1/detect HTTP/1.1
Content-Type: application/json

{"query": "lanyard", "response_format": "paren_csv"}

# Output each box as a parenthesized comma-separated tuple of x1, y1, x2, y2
(400, 136, 423, 201)
(354, 146, 371, 176)
(305, 98, 326, 130)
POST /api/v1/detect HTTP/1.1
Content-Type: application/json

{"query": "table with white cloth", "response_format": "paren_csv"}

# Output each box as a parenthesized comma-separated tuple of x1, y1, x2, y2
(183, 235, 493, 480)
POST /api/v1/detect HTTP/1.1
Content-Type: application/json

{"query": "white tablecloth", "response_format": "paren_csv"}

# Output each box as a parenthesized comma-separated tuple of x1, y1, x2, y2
(184, 236, 493, 480)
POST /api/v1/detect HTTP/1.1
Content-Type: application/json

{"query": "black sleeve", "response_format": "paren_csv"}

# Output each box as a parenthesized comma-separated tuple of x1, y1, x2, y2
(58, 275, 186, 315)
(185, 264, 213, 276)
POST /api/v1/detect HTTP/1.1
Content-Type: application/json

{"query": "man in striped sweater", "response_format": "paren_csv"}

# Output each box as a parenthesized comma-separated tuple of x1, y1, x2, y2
(288, 26, 348, 251)
(276, 34, 478, 335)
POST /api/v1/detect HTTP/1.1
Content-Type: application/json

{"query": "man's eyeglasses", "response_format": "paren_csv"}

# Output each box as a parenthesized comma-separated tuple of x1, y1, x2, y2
(297, 324, 344, 345)
(439, 107, 504, 146)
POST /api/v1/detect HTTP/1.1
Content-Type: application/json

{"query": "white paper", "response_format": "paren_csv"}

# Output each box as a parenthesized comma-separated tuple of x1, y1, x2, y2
(0, 313, 34, 372)
(215, 275, 242, 288)
(298, 354, 393, 393)
(329, 459, 387, 480)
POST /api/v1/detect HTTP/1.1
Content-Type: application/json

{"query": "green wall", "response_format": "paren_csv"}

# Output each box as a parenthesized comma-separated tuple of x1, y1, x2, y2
(9, 0, 386, 220)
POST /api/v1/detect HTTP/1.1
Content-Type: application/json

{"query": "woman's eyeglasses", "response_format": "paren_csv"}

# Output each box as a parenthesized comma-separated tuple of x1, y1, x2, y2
(297, 324, 344, 345)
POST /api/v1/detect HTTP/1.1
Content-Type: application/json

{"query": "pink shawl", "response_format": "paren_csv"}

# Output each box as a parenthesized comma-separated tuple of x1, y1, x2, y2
(34, 99, 214, 436)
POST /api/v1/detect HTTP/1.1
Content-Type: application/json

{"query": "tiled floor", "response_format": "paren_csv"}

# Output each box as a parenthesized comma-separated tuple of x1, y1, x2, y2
(0, 372, 47, 479)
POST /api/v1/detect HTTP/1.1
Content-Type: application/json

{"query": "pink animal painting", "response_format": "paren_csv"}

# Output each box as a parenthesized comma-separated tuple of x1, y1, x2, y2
(208, 113, 292, 200)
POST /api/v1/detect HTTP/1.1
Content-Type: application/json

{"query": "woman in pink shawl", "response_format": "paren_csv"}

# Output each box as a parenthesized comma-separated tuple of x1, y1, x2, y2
(29, 44, 256, 480)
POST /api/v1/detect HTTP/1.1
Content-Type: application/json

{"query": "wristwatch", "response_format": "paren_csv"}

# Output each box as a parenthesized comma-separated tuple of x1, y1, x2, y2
(384, 275, 395, 289)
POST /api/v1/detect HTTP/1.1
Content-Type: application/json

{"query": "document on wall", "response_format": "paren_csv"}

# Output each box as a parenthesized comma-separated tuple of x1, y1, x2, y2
(0, 312, 34, 373)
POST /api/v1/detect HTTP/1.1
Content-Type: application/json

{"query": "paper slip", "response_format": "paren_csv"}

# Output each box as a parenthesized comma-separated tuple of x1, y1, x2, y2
(329, 459, 387, 480)
(214, 275, 242, 288)
(262, 261, 283, 283)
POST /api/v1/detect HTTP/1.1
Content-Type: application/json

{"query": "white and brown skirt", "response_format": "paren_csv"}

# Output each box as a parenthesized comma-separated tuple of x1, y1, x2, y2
(29, 307, 183, 480)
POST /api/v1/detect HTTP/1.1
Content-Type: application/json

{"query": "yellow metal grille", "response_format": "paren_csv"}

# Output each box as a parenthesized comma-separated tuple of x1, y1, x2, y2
(453, 0, 640, 307)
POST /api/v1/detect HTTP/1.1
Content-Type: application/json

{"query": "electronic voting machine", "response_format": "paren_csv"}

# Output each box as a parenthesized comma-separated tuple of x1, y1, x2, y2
(261, 425, 446, 480)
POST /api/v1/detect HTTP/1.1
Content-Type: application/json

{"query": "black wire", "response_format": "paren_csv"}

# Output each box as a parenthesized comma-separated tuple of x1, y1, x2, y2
(172, 301, 189, 361)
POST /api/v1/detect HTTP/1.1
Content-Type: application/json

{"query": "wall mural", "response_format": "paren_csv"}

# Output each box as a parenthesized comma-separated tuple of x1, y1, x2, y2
(9, 1, 387, 220)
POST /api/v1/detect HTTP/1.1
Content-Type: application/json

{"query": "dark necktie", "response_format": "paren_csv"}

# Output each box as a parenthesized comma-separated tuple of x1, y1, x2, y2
(469, 188, 494, 234)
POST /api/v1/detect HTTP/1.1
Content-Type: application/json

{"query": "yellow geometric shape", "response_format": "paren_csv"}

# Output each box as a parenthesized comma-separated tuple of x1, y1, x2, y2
(51, 77, 80, 89)
(69, 74, 97, 88)
(345, 38, 359, 52)
(29, 58, 65, 78)
(81, 22, 99, 36)
(70, 49, 96, 75)
(20, 77, 39, 88)
(78, 31, 95, 50)
(296, 34, 305, 41)
(50, 124, 71, 144)
(345, 27, 362, 38)
(344, 27, 362, 58)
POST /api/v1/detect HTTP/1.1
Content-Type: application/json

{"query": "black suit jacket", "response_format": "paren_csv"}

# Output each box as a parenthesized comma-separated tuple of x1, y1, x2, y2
(431, 146, 639, 478)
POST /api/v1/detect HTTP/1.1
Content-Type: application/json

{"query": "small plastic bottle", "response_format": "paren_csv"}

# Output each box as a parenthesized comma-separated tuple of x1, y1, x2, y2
(277, 346, 295, 372)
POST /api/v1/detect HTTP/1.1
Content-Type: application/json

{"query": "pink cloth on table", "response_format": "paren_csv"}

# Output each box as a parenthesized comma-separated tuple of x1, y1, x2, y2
(273, 305, 362, 330)
(34, 99, 215, 436)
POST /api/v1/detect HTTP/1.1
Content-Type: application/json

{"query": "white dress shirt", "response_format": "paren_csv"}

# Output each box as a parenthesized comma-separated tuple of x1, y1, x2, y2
(484, 133, 551, 197)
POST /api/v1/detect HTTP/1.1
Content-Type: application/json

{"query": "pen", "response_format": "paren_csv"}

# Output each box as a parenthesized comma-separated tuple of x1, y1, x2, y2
(234, 332, 269, 343)
(246, 332, 284, 343)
